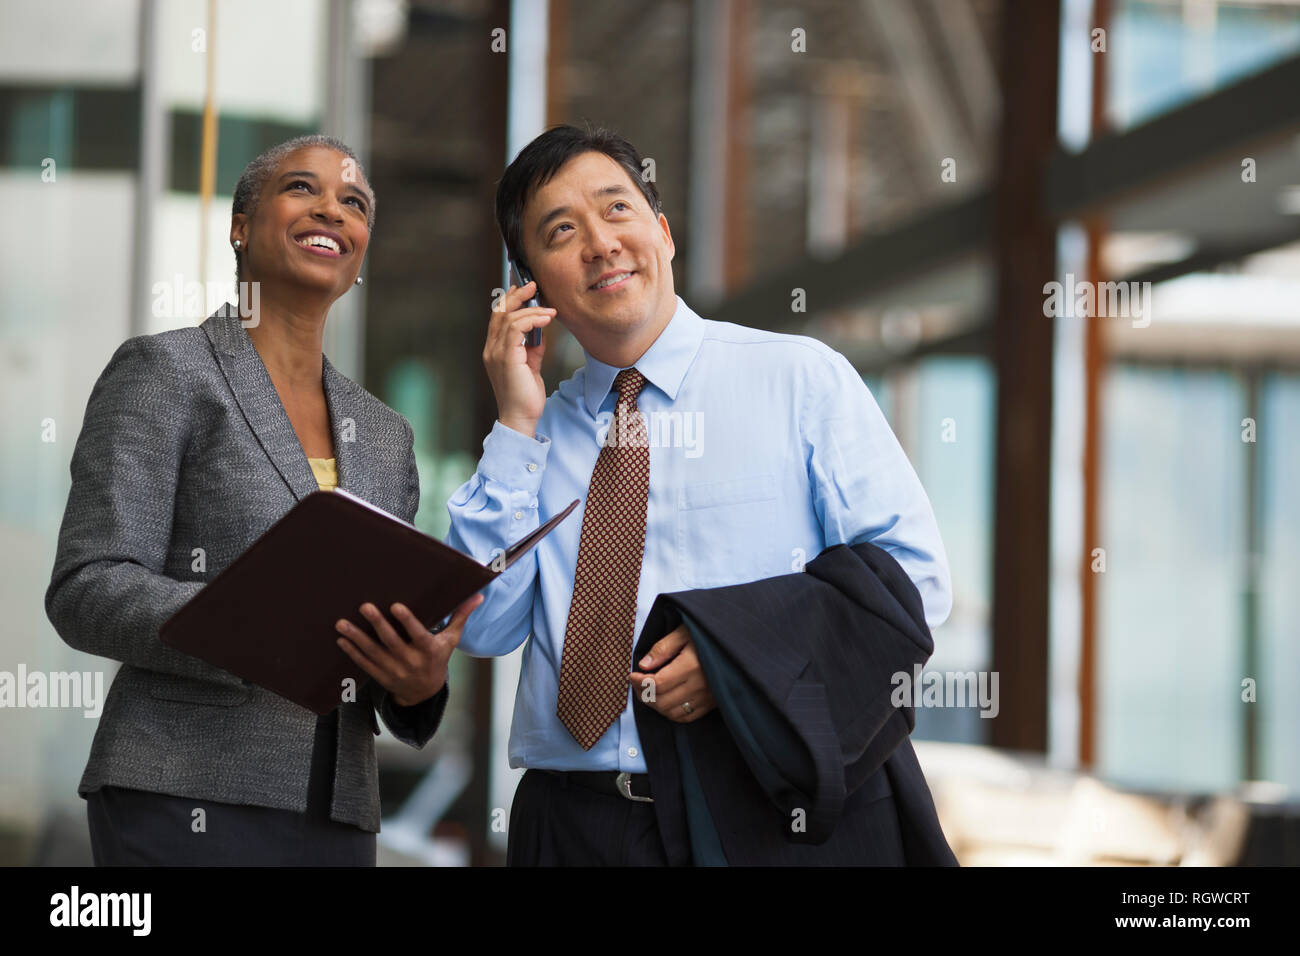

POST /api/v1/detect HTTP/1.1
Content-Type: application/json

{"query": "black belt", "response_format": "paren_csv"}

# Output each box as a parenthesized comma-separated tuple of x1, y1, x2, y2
(540, 770, 654, 803)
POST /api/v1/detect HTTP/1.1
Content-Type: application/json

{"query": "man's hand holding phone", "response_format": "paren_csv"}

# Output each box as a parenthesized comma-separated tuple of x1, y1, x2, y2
(485, 280, 554, 439)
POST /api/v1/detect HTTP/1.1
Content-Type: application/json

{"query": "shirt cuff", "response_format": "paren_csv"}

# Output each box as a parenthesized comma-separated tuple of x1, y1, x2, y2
(478, 419, 550, 492)
(379, 682, 450, 748)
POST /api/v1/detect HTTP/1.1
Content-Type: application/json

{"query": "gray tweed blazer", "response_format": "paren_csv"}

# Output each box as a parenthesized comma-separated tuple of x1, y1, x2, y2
(45, 304, 447, 833)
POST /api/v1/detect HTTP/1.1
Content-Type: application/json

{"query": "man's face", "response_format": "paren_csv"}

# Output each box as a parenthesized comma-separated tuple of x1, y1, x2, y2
(519, 151, 676, 354)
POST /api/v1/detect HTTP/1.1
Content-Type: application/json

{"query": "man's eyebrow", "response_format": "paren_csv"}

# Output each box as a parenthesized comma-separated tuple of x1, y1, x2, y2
(535, 204, 572, 236)
(534, 184, 636, 236)
(279, 170, 317, 181)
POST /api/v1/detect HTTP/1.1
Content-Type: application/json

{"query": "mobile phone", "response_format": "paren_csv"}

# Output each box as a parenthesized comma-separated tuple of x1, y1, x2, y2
(508, 259, 544, 347)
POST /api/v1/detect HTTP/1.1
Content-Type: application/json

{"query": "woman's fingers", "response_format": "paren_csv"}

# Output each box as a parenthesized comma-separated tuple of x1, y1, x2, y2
(387, 602, 426, 638)
(335, 631, 384, 682)
(387, 601, 457, 657)
(358, 602, 408, 652)
(335, 596, 482, 696)
(335, 604, 410, 678)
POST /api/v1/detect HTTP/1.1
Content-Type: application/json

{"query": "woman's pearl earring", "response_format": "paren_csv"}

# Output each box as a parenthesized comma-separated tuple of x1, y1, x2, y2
(355, 276, 363, 286)
(232, 239, 241, 249)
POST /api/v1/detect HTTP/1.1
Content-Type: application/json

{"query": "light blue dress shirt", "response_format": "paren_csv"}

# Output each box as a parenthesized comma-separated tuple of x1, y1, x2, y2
(446, 295, 951, 773)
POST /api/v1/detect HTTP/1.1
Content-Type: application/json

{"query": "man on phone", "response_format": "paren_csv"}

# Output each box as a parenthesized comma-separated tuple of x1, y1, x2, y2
(447, 124, 952, 865)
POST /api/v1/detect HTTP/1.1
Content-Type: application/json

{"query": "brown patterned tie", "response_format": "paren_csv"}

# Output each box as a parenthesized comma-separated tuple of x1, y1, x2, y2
(556, 368, 650, 750)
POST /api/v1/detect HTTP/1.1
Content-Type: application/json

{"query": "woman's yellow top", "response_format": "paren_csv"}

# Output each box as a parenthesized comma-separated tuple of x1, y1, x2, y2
(307, 457, 338, 492)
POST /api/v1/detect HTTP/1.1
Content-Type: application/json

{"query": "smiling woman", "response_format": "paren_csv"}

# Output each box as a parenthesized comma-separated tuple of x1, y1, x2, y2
(230, 134, 374, 286)
(45, 134, 483, 866)
(229, 137, 375, 460)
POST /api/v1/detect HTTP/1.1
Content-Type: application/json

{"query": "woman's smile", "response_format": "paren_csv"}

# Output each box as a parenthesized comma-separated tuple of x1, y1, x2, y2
(293, 229, 346, 258)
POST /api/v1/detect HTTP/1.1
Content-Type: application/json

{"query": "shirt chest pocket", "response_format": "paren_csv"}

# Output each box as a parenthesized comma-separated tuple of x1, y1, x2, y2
(675, 473, 781, 589)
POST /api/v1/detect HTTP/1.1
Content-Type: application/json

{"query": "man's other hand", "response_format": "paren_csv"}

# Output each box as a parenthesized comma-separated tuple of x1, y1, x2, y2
(628, 623, 715, 722)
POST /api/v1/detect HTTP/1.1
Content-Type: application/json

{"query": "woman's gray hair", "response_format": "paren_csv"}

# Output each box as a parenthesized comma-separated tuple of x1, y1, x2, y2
(231, 134, 376, 281)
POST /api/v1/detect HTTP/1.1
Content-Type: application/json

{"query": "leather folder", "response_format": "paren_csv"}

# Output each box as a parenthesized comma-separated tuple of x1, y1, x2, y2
(160, 489, 578, 715)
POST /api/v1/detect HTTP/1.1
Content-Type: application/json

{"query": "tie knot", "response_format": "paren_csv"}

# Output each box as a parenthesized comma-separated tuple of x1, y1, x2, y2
(613, 368, 646, 405)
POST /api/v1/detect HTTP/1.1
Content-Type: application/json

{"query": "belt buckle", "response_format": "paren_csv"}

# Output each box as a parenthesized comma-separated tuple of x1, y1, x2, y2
(615, 771, 654, 803)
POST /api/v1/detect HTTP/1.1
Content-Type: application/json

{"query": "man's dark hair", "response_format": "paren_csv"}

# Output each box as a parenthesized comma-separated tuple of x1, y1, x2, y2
(495, 123, 662, 268)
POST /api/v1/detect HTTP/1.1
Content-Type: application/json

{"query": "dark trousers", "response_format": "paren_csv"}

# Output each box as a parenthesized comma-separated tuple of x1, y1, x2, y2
(506, 769, 910, 866)
(507, 770, 669, 866)
(86, 786, 376, 866)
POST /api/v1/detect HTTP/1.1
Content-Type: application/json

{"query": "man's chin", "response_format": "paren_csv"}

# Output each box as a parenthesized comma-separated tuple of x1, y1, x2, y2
(605, 309, 661, 339)
(581, 295, 644, 324)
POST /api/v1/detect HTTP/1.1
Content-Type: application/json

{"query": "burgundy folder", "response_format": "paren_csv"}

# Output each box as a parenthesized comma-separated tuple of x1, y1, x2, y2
(160, 489, 578, 715)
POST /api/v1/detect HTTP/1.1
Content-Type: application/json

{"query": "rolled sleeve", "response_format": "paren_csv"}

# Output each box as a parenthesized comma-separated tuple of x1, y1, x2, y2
(477, 420, 550, 492)
(803, 351, 953, 629)
(444, 421, 551, 658)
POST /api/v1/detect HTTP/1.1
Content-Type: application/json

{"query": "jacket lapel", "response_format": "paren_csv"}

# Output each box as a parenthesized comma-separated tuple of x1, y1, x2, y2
(202, 304, 368, 503)
(322, 353, 373, 501)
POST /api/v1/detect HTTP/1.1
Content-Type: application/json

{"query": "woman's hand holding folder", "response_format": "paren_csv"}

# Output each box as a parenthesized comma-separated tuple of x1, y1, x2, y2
(334, 593, 485, 707)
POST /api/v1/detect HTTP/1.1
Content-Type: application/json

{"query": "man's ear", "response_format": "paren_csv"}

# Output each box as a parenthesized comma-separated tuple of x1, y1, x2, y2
(657, 212, 675, 262)
(230, 212, 248, 249)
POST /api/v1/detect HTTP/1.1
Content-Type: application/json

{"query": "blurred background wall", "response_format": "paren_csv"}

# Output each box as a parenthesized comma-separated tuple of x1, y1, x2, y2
(2, 0, 1298, 865)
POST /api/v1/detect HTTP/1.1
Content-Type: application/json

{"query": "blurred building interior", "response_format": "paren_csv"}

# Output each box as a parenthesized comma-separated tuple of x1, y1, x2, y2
(2, 0, 1298, 865)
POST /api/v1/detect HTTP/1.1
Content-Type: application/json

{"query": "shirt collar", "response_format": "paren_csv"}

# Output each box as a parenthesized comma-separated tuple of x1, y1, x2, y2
(581, 296, 705, 417)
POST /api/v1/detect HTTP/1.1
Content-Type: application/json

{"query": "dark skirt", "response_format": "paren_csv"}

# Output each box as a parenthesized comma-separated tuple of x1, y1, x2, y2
(85, 711, 376, 866)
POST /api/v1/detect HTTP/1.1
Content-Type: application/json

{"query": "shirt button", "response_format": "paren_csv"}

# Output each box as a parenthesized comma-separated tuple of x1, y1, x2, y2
(527, 463, 537, 472)
(627, 747, 638, 758)
(513, 511, 523, 520)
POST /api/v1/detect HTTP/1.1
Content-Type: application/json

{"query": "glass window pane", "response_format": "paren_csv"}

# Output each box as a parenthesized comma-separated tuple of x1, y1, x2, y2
(1259, 372, 1300, 794)
(1098, 366, 1244, 791)
(1111, 0, 1300, 130)
(911, 356, 996, 744)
